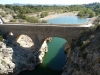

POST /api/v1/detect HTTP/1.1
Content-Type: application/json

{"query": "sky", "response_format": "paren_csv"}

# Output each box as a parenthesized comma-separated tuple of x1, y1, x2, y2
(0, 0, 100, 5)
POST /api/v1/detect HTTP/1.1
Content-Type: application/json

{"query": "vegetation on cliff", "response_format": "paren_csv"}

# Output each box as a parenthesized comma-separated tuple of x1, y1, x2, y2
(62, 16, 100, 75)
(0, 35, 3, 41)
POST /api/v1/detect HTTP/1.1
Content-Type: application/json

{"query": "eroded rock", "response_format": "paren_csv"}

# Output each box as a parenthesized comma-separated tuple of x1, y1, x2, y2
(16, 34, 34, 48)
(0, 34, 48, 75)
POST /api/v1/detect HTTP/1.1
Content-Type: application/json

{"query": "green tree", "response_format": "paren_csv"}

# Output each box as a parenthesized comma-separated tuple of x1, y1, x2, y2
(40, 12, 45, 18)
(41, 20, 47, 23)
(0, 4, 4, 8)
(26, 17, 39, 23)
(89, 11, 95, 18)
(40, 12, 48, 18)
(5, 4, 13, 9)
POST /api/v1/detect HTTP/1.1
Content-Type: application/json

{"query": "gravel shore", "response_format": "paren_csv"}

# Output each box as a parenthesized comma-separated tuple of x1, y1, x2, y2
(40, 12, 78, 20)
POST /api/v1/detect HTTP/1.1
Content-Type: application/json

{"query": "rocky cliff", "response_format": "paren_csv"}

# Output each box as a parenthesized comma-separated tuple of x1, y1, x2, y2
(0, 33, 48, 75)
(62, 27, 100, 75)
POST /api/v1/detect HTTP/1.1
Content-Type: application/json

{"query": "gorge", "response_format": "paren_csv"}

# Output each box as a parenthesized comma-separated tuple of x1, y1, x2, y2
(0, 2, 100, 75)
(0, 22, 91, 75)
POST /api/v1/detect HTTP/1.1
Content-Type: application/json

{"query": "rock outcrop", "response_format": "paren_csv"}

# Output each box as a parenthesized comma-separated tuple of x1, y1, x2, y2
(16, 34, 34, 48)
(0, 42, 15, 75)
(37, 40, 48, 63)
(64, 42, 71, 53)
(62, 28, 100, 75)
(46, 37, 52, 42)
(0, 34, 48, 75)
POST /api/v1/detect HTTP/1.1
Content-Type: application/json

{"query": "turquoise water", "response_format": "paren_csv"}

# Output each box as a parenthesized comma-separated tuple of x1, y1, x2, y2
(44, 37, 66, 70)
(18, 37, 66, 75)
(47, 16, 88, 24)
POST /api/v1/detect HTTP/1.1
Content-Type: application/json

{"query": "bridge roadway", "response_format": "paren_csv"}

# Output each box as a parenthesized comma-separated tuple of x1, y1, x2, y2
(3, 23, 93, 27)
(0, 23, 93, 48)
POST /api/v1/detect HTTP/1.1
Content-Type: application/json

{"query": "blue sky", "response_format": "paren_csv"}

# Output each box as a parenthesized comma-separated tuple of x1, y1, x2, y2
(0, 0, 100, 4)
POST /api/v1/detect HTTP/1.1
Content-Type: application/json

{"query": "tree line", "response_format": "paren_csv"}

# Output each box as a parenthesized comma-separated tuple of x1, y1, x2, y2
(0, 3, 100, 23)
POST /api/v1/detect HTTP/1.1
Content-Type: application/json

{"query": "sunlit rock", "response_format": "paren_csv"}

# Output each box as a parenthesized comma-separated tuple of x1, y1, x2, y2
(16, 34, 34, 48)
(0, 33, 48, 75)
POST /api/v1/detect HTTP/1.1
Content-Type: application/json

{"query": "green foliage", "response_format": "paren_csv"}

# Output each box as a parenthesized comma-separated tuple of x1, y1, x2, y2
(94, 16, 100, 25)
(85, 2, 100, 16)
(77, 8, 95, 18)
(68, 5, 85, 11)
(10, 19, 16, 22)
(0, 3, 100, 24)
(40, 12, 48, 18)
(89, 11, 95, 18)
(79, 40, 90, 52)
(0, 35, 3, 41)
(76, 29, 92, 47)
(5, 4, 13, 9)
(26, 17, 39, 23)
(41, 20, 47, 23)
(40, 13, 45, 18)
(17, 14, 26, 19)
(0, 4, 4, 8)
(0, 12, 6, 17)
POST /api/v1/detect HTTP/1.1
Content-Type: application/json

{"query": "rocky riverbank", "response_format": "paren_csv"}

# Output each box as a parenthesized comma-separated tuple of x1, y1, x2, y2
(0, 33, 48, 75)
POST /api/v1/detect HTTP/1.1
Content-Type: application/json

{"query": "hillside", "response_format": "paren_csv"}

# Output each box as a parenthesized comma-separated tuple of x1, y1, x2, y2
(62, 16, 100, 75)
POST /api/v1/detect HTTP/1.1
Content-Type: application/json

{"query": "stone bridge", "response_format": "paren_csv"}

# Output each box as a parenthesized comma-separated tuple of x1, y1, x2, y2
(0, 23, 91, 47)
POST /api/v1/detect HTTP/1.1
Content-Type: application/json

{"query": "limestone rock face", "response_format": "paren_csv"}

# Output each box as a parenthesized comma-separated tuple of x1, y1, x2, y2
(16, 34, 34, 48)
(38, 40, 48, 63)
(0, 42, 15, 75)
(62, 29, 100, 75)
(0, 34, 48, 75)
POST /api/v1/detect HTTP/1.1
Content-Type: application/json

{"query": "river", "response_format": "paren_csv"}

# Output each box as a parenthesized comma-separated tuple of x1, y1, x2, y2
(47, 16, 88, 24)
(18, 37, 67, 75)
(18, 16, 88, 75)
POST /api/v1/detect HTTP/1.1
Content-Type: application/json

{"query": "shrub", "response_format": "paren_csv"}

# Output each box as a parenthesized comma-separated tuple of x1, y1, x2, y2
(0, 35, 3, 41)
(0, 12, 6, 17)
(79, 40, 90, 52)
(40, 12, 48, 18)
(10, 19, 16, 22)
(41, 20, 47, 23)
(26, 17, 39, 23)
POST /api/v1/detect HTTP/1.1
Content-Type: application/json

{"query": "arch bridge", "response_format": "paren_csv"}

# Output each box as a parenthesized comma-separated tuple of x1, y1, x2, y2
(0, 23, 92, 48)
